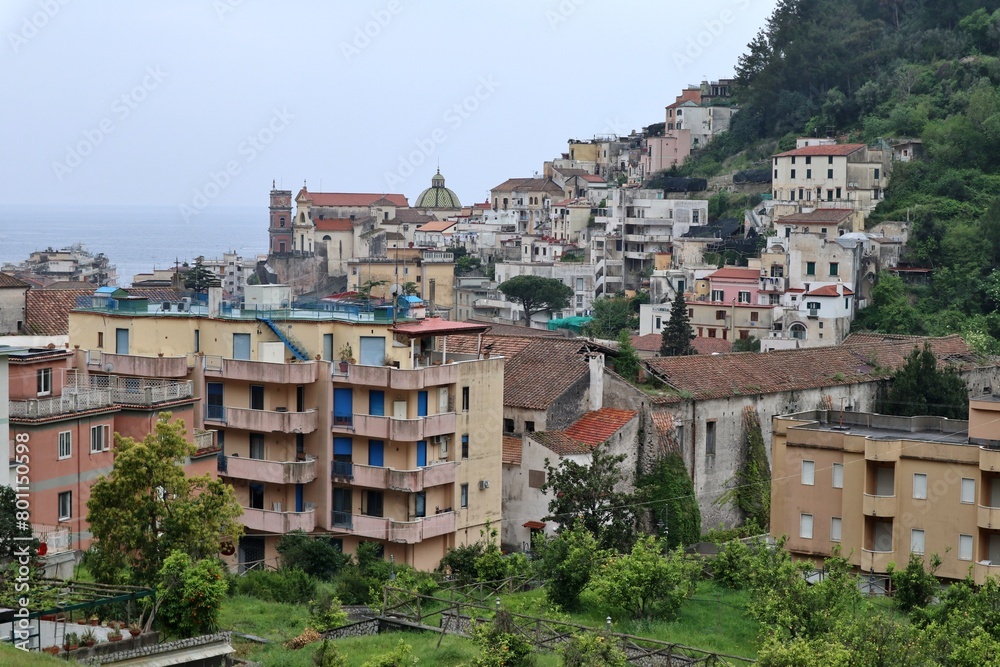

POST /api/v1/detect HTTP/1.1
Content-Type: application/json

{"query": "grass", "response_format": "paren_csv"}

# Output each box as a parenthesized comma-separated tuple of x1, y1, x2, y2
(0, 643, 64, 666)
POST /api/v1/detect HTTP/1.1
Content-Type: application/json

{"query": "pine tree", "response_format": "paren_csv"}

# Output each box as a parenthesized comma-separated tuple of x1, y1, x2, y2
(659, 291, 696, 356)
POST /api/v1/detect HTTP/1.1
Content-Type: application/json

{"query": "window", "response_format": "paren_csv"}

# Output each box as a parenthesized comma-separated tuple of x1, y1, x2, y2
(827, 189, 834, 200)
(525, 421, 535, 433)
(461, 434, 469, 459)
(832, 463, 844, 488)
(461, 483, 469, 508)
(711, 290, 724, 302)
(364, 490, 384, 518)
(692, 210, 700, 223)
(831, 517, 842, 542)
(836, 187, 842, 198)
(790, 169, 796, 179)
(705, 421, 716, 457)
(503, 418, 514, 434)
(959, 534, 973, 561)
(462, 387, 470, 412)
(790, 323, 807, 340)
(687, 308, 694, 318)
(750, 311, 760, 321)
(962, 478, 975, 504)
(806, 261, 816, 276)
(806, 301, 821, 311)
(58, 431, 72, 460)
(821, 228, 828, 235)
(576, 278, 584, 290)
(528, 470, 545, 489)
(58, 491, 71, 520)
(800, 513, 813, 539)
(911, 529, 925, 554)
(806, 169, 812, 179)
(97, 331, 104, 348)
(90, 424, 109, 453)
(250, 385, 264, 411)
(738, 291, 751, 304)
(250, 433, 265, 460)
(913, 473, 927, 500)
(801, 460, 815, 485)
(827, 168, 834, 179)
(415, 492, 426, 518)
(715, 310, 726, 321)
(36, 368, 52, 396)
(874, 167, 880, 180)
(576, 295, 584, 307)
(708, 328, 717, 338)
(828, 156, 834, 164)
(829, 262, 839, 276)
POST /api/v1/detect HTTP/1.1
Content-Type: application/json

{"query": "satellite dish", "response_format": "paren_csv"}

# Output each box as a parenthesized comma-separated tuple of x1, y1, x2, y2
(104, 363, 114, 373)
(389, 283, 403, 297)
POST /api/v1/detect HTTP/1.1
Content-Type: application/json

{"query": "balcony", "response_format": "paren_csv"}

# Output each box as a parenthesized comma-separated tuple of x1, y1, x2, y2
(975, 560, 1000, 586)
(330, 511, 456, 544)
(10, 389, 115, 420)
(341, 413, 457, 441)
(865, 439, 902, 462)
(87, 351, 189, 378)
(350, 461, 457, 492)
(67, 372, 194, 406)
(222, 455, 317, 484)
(863, 494, 897, 517)
(205, 357, 319, 384)
(225, 407, 318, 433)
(860, 548, 894, 573)
(242, 506, 316, 534)
(978, 505, 1000, 529)
(981, 447, 1000, 472)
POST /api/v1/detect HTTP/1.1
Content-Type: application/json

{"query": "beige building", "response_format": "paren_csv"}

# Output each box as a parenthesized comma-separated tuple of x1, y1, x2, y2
(772, 399, 1000, 584)
(772, 140, 891, 215)
(490, 178, 565, 235)
(67, 287, 503, 571)
(347, 250, 456, 316)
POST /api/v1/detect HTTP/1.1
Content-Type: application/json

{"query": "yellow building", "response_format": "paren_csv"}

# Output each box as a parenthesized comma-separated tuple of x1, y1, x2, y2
(68, 287, 502, 571)
(771, 399, 1000, 584)
(348, 250, 456, 317)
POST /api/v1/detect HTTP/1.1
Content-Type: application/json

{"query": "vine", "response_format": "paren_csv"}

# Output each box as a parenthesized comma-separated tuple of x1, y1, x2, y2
(717, 407, 771, 529)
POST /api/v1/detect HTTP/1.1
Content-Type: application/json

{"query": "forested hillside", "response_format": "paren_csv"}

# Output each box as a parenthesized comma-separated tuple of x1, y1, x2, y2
(683, 0, 1000, 351)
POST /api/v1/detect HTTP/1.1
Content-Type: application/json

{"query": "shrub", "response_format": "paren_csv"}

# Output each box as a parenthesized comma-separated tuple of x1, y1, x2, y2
(333, 568, 378, 606)
(536, 526, 601, 610)
(471, 609, 534, 667)
(588, 537, 699, 619)
(712, 539, 754, 590)
(277, 531, 350, 580)
(312, 639, 347, 667)
(361, 639, 418, 667)
(156, 552, 228, 638)
(561, 632, 628, 667)
(232, 568, 317, 604)
(307, 592, 348, 633)
(440, 542, 484, 584)
(889, 552, 941, 613)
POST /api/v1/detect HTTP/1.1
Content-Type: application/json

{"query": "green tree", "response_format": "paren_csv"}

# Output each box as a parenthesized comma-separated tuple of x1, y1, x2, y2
(561, 632, 628, 667)
(853, 273, 922, 335)
(542, 445, 637, 552)
(276, 531, 349, 580)
(155, 551, 228, 638)
(307, 591, 349, 633)
(732, 336, 761, 352)
(313, 639, 347, 667)
(876, 343, 969, 419)
(497, 275, 573, 325)
(470, 609, 534, 667)
(588, 537, 699, 619)
(583, 297, 636, 338)
(86, 413, 244, 586)
(613, 330, 641, 382)
(182, 257, 218, 294)
(535, 525, 602, 610)
(358, 278, 389, 300)
(0, 485, 37, 563)
(660, 292, 696, 356)
(888, 552, 941, 613)
(637, 454, 701, 551)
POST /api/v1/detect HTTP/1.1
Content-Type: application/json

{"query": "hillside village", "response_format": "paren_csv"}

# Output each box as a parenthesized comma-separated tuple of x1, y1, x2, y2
(6, 0, 1000, 664)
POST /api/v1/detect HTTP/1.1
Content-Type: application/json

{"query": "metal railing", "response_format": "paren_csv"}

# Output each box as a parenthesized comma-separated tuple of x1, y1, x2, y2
(331, 511, 354, 530)
(10, 389, 114, 419)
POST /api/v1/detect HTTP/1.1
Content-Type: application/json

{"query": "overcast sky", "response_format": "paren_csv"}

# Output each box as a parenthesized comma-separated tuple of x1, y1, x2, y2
(2, 0, 777, 212)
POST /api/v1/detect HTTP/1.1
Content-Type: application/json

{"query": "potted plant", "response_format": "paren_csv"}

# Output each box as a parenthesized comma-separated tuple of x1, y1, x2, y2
(107, 628, 123, 642)
(337, 343, 354, 373)
(90, 614, 100, 626)
(129, 622, 142, 637)
(81, 628, 97, 647)
(63, 632, 79, 651)
(42, 646, 60, 655)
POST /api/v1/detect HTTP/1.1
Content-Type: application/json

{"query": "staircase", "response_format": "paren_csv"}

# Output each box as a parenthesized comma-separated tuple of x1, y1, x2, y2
(257, 317, 310, 361)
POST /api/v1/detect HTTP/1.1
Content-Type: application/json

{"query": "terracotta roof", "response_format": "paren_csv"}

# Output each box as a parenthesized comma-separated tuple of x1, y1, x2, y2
(631, 333, 662, 352)
(26, 287, 185, 336)
(314, 218, 353, 232)
(502, 436, 522, 465)
(491, 178, 564, 195)
(530, 430, 592, 455)
(0, 273, 30, 288)
(650, 412, 680, 455)
(775, 143, 866, 157)
(805, 285, 854, 297)
(417, 220, 457, 233)
(523, 520, 546, 529)
(296, 190, 409, 208)
(393, 209, 436, 224)
(563, 408, 637, 446)
(580, 174, 606, 183)
(692, 337, 733, 355)
(707, 267, 760, 281)
(777, 209, 854, 225)
(645, 335, 978, 401)
(464, 321, 562, 338)
(384, 232, 405, 240)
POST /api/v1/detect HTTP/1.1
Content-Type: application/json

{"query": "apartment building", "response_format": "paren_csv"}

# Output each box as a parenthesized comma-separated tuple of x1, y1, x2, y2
(67, 286, 503, 570)
(347, 250, 456, 317)
(490, 178, 564, 235)
(772, 399, 1000, 584)
(772, 139, 891, 215)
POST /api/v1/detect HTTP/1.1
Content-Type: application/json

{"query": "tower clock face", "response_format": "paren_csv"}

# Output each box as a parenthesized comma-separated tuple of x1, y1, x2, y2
(280, 196, 290, 207)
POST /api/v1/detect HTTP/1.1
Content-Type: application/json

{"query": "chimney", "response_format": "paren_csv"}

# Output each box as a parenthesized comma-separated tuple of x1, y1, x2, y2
(208, 286, 223, 318)
(589, 352, 604, 412)
(836, 282, 843, 296)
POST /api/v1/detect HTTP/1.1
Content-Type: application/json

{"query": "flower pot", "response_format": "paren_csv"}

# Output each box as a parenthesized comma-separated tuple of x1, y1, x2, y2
(129, 629, 142, 637)
(339, 361, 349, 373)
(64, 644, 78, 651)
(91, 620, 99, 626)
(84, 640, 96, 648)
(42, 646, 60, 655)
(108, 635, 122, 642)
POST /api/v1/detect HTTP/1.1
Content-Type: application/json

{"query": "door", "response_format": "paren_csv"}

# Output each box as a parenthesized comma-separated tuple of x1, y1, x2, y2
(875, 467, 894, 496)
(249, 483, 264, 510)
(359, 336, 385, 366)
(873, 519, 892, 552)
(416, 440, 427, 467)
(417, 391, 428, 417)
(323, 334, 333, 361)
(333, 388, 353, 427)
(415, 491, 426, 518)
(333, 437, 353, 478)
(206, 382, 224, 422)
(250, 385, 264, 410)
(115, 328, 129, 355)
(332, 488, 352, 528)
(368, 440, 384, 467)
(249, 433, 264, 460)
(238, 536, 265, 573)
(438, 387, 449, 412)
(295, 484, 304, 513)
(393, 400, 407, 419)
(369, 390, 385, 416)
(991, 477, 1000, 508)
(233, 333, 251, 360)
(296, 385, 305, 412)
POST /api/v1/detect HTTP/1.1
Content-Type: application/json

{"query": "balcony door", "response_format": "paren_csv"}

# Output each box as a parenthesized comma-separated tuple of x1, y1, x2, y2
(368, 440, 384, 467)
(115, 328, 129, 355)
(206, 382, 224, 422)
(333, 389, 353, 427)
(333, 437, 353, 478)
(248, 483, 264, 510)
(249, 433, 265, 460)
(233, 333, 251, 360)
(250, 385, 264, 411)
(417, 440, 427, 467)
(369, 390, 385, 416)
(359, 336, 385, 366)
(332, 488, 352, 528)
(417, 391, 428, 417)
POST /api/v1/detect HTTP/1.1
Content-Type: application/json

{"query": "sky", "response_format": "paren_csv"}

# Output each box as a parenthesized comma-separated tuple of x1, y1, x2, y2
(1, 0, 778, 213)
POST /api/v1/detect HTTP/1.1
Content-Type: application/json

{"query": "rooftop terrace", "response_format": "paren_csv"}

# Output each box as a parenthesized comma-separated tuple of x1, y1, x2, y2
(784, 410, 970, 445)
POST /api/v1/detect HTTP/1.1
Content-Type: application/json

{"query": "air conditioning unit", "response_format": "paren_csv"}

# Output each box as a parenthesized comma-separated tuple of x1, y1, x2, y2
(175, 302, 186, 312)
(478, 480, 490, 490)
(272, 502, 282, 512)
(162, 301, 171, 311)
(182, 297, 193, 308)
(438, 436, 449, 456)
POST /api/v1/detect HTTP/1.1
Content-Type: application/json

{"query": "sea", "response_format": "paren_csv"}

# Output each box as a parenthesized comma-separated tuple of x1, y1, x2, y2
(0, 204, 265, 287)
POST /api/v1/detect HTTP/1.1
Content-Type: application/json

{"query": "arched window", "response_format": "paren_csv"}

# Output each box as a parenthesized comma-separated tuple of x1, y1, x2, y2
(790, 323, 807, 340)
(279, 216, 286, 228)
(322, 235, 331, 241)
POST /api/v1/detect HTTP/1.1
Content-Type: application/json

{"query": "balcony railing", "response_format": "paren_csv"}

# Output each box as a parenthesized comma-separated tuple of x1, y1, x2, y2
(978, 505, 1000, 530)
(975, 560, 1000, 586)
(340, 413, 457, 441)
(330, 511, 456, 544)
(222, 455, 317, 484)
(860, 548, 894, 573)
(241, 506, 316, 534)
(332, 461, 354, 480)
(205, 404, 226, 423)
(225, 407, 318, 433)
(981, 447, 1000, 472)
(331, 510, 353, 530)
(86, 351, 189, 378)
(862, 494, 896, 517)
(350, 461, 457, 492)
(865, 439, 902, 462)
(204, 357, 319, 384)
(10, 389, 115, 419)
(33, 525, 71, 554)
(66, 371, 194, 406)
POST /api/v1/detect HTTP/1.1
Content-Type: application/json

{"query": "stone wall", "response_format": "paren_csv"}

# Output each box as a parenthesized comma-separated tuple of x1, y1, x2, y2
(322, 618, 380, 640)
(78, 631, 235, 665)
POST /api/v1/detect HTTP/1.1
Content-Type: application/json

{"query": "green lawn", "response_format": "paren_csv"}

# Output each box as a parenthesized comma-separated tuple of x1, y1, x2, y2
(0, 643, 63, 666)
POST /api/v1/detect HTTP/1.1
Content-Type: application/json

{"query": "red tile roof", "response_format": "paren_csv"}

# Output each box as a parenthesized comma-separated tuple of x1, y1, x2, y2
(645, 335, 978, 401)
(296, 190, 409, 208)
(314, 218, 353, 232)
(580, 174, 606, 183)
(631, 333, 662, 352)
(805, 285, 854, 297)
(650, 412, 680, 455)
(0, 273, 30, 289)
(707, 267, 760, 280)
(530, 430, 591, 455)
(27, 287, 185, 336)
(417, 220, 457, 233)
(775, 143, 865, 157)
(503, 436, 522, 465)
(563, 408, 637, 446)
(464, 320, 562, 338)
(777, 209, 854, 225)
(491, 178, 564, 195)
(692, 337, 733, 355)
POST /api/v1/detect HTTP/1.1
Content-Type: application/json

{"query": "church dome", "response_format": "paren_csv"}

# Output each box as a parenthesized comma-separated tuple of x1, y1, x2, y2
(415, 169, 461, 209)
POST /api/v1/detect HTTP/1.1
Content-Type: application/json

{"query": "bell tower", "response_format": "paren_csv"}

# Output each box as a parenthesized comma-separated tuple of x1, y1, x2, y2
(269, 181, 293, 254)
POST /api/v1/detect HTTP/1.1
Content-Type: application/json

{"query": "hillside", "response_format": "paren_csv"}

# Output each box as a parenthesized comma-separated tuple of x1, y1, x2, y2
(678, 0, 1000, 351)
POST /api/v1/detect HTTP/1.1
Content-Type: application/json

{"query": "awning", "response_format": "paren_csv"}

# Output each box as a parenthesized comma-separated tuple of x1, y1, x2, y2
(523, 521, 546, 530)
